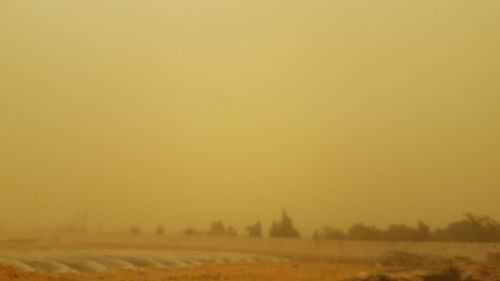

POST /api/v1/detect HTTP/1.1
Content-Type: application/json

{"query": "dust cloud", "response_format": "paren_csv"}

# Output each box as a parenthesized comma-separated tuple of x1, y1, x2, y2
(1, 3, 499, 276)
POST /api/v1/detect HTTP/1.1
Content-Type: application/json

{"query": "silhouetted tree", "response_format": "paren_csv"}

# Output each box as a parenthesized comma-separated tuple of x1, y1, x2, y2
(442, 213, 500, 242)
(415, 221, 431, 241)
(155, 224, 165, 235)
(246, 221, 262, 237)
(385, 224, 417, 241)
(432, 227, 446, 241)
(312, 214, 500, 242)
(208, 220, 226, 235)
(269, 210, 301, 238)
(207, 220, 238, 236)
(226, 226, 238, 236)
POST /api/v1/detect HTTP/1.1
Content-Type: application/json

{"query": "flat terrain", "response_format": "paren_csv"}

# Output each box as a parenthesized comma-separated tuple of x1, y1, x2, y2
(0, 249, 286, 273)
(0, 260, 424, 281)
(0, 233, 499, 281)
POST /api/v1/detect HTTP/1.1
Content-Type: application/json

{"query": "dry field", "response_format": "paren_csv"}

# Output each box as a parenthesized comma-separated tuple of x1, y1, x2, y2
(1, 233, 499, 281)
(0, 262, 398, 281)
(2, 233, 498, 261)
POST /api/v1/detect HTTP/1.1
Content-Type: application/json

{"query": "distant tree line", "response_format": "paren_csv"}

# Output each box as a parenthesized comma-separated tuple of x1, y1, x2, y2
(131, 212, 500, 243)
(313, 214, 500, 243)
(183, 211, 301, 238)
(182, 220, 237, 236)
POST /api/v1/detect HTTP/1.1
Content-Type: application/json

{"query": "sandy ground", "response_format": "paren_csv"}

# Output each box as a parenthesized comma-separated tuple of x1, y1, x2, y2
(2, 233, 499, 261)
(1, 252, 494, 281)
(1, 234, 499, 281)
(0, 260, 425, 281)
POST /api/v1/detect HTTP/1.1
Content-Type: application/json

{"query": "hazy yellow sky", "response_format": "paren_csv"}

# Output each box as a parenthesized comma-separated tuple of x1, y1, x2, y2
(1, 0, 499, 235)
